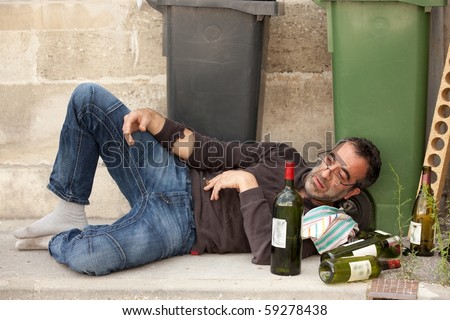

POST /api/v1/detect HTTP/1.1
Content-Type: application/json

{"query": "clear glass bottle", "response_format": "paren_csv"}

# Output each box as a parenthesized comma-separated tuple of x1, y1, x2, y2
(320, 235, 401, 261)
(408, 166, 436, 256)
(270, 161, 303, 276)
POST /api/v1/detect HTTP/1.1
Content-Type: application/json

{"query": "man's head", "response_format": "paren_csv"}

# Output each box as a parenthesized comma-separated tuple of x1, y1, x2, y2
(303, 137, 381, 204)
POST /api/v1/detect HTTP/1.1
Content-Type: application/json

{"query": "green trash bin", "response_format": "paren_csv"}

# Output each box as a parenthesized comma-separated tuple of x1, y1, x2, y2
(314, 0, 447, 234)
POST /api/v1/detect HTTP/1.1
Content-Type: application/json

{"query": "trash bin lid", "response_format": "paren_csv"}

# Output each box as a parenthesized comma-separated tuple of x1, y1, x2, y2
(147, 0, 285, 16)
(313, 0, 447, 7)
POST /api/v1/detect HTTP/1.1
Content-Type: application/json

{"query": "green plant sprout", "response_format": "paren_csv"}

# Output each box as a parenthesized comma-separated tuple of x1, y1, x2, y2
(431, 197, 450, 285)
(389, 163, 411, 238)
(389, 163, 416, 279)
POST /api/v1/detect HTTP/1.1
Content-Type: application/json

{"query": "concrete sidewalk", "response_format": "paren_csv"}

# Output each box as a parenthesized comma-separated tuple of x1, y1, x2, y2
(1, 219, 449, 300)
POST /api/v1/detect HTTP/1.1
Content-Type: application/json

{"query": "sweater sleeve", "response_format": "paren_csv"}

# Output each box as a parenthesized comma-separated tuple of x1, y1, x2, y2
(239, 187, 272, 265)
(152, 118, 186, 150)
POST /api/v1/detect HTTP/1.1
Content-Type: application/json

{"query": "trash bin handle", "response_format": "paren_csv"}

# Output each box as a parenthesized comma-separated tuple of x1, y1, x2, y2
(146, 0, 285, 16)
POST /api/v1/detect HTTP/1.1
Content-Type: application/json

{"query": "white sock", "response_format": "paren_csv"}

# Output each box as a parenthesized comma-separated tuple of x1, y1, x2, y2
(13, 199, 87, 239)
(15, 235, 53, 250)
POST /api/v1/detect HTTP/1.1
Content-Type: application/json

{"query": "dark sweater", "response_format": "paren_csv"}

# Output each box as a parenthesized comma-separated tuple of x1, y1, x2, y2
(154, 119, 346, 264)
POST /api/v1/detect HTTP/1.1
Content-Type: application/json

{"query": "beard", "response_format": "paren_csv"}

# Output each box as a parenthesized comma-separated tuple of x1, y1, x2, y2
(303, 170, 350, 203)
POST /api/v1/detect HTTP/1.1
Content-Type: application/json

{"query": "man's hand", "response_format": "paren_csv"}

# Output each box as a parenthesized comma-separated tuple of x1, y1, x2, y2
(122, 107, 194, 160)
(122, 108, 164, 146)
(204, 170, 258, 200)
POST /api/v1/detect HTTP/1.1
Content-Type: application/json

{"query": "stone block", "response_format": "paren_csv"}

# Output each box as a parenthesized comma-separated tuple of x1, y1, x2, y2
(41, 1, 117, 30)
(0, 84, 73, 149)
(267, 0, 331, 73)
(0, 1, 43, 30)
(121, 0, 163, 33)
(0, 0, 121, 30)
(37, 30, 166, 80)
(260, 71, 334, 160)
(0, 32, 39, 83)
(0, 165, 53, 219)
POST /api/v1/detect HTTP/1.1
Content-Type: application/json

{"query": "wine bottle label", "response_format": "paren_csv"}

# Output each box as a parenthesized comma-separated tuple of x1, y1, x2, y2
(408, 221, 422, 245)
(348, 260, 372, 282)
(352, 244, 377, 257)
(272, 218, 287, 248)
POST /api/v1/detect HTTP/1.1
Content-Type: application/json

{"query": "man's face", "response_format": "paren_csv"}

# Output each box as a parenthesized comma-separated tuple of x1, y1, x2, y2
(303, 142, 368, 203)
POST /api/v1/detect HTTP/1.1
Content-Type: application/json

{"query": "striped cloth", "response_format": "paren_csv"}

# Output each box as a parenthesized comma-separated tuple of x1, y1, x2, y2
(301, 205, 359, 254)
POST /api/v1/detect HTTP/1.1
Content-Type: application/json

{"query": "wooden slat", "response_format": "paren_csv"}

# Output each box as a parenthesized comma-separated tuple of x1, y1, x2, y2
(422, 44, 450, 202)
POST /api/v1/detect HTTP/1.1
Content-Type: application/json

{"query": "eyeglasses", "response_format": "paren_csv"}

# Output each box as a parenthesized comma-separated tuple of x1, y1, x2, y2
(316, 151, 358, 187)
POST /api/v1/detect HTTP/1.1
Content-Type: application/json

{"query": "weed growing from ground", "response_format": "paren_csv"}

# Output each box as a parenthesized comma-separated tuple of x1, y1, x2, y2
(389, 163, 411, 238)
(432, 199, 450, 285)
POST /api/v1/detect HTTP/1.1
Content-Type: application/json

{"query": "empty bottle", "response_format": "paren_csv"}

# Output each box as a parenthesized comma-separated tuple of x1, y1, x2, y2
(319, 255, 401, 284)
(409, 166, 436, 256)
(320, 235, 401, 261)
(270, 161, 303, 276)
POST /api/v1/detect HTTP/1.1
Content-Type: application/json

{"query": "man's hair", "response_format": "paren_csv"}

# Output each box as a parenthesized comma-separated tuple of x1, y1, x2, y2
(336, 137, 382, 190)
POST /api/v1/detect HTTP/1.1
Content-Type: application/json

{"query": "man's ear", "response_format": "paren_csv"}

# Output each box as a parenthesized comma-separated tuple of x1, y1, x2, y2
(343, 187, 361, 200)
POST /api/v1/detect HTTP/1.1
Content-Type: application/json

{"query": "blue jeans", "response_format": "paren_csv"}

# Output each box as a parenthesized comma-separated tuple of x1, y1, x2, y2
(48, 83, 196, 276)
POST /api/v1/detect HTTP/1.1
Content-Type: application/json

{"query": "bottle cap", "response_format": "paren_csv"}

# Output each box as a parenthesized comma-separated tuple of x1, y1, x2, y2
(385, 235, 401, 246)
(390, 244, 402, 256)
(422, 166, 432, 184)
(387, 259, 401, 269)
(285, 161, 295, 180)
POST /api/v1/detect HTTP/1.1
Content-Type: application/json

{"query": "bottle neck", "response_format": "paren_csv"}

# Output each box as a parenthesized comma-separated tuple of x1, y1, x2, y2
(284, 162, 295, 188)
(421, 166, 431, 186)
(419, 166, 434, 199)
(382, 236, 401, 248)
(379, 259, 401, 270)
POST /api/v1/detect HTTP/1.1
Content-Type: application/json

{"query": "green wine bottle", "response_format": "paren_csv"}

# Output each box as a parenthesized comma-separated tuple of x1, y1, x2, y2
(319, 255, 401, 284)
(320, 235, 401, 262)
(270, 161, 303, 276)
(356, 229, 401, 258)
(408, 166, 436, 256)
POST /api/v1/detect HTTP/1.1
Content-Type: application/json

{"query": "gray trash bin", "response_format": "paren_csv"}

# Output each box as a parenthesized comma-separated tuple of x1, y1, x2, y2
(147, 0, 284, 141)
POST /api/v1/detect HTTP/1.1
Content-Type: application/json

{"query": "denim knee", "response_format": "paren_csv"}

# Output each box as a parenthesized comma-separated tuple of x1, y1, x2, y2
(70, 83, 97, 110)
(49, 230, 127, 276)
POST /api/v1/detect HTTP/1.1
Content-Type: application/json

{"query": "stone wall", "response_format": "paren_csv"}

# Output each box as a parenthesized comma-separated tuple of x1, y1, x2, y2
(0, 0, 448, 222)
